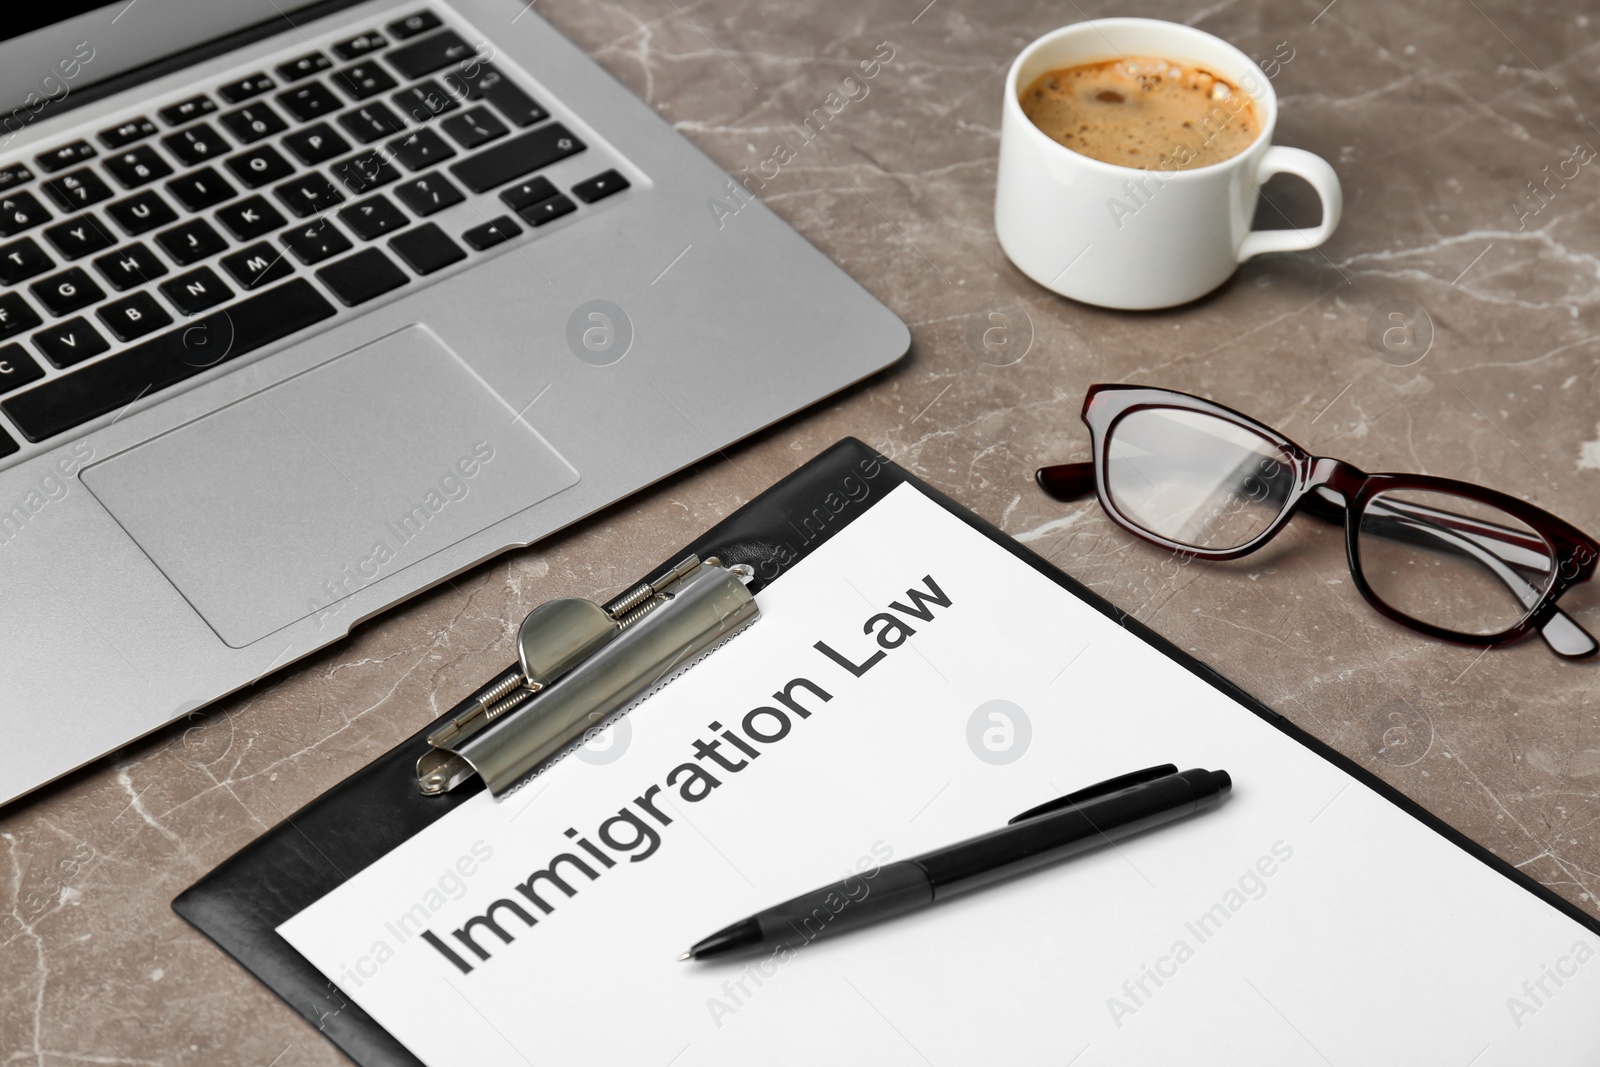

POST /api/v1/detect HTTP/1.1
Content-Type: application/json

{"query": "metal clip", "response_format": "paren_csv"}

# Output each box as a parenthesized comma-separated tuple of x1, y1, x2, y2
(417, 555, 758, 797)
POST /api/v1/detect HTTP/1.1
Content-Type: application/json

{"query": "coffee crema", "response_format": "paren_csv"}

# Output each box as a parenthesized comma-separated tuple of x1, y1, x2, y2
(1020, 57, 1259, 171)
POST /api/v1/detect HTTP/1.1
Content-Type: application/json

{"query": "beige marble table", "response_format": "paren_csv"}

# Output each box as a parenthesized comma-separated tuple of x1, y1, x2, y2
(5, 0, 1599, 1062)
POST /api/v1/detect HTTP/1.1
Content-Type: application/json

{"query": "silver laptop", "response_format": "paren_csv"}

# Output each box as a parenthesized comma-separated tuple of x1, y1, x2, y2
(0, 0, 908, 805)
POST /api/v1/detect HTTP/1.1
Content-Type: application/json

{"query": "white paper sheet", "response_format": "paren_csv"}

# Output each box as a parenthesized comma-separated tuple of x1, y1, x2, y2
(280, 482, 1600, 1066)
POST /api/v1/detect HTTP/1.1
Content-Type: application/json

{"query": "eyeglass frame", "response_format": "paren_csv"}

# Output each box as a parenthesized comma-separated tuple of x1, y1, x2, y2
(1035, 384, 1600, 657)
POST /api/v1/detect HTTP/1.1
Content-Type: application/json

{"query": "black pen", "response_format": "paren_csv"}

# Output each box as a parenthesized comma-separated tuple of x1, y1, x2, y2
(678, 764, 1232, 961)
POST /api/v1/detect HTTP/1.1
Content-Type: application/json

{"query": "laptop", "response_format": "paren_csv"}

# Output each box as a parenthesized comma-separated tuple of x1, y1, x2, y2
(0, 0, 908, 806)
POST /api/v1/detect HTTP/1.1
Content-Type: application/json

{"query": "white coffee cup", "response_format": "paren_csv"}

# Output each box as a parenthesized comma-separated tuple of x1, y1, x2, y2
(994, 19, 1341, 310)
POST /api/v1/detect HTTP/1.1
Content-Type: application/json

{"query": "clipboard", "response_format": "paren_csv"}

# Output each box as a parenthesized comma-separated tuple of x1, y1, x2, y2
(173, 437, 1600, 1066)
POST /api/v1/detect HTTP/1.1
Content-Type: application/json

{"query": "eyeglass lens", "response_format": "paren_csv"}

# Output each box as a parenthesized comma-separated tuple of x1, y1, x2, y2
(1104, 408, 1292, 551)
(1358, 489, 1556, 636)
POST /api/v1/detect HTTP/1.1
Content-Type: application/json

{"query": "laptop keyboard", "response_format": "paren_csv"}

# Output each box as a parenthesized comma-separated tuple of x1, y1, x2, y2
(0, 9, 634, 460)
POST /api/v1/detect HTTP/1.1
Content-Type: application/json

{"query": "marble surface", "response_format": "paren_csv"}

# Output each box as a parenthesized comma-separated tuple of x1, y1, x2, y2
(6, 0, 1600, 1062)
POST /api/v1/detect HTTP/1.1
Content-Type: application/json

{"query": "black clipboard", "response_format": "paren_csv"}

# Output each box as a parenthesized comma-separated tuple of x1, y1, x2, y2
(174, 437, 1600, 1066)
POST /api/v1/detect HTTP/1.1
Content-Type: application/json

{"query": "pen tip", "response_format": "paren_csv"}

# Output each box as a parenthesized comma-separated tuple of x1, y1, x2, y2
(677, 951, 693, 962)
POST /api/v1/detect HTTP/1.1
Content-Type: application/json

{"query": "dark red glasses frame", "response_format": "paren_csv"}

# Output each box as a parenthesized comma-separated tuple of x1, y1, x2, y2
(1036, 384, 1599, 658)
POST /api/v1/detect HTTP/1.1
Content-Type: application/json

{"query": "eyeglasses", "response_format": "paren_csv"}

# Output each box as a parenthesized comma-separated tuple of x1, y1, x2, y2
(1036, 384, 1599, 658)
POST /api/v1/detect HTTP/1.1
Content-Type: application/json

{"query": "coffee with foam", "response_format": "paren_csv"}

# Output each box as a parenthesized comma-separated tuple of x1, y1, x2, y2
(1020, 56, 1259, 171)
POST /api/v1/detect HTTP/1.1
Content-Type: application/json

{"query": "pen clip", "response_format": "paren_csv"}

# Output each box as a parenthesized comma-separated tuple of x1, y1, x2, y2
(1007, 763, 1179, 824)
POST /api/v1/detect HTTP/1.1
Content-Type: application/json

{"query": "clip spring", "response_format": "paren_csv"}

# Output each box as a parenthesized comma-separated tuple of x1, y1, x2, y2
(417, 555, 757, 797)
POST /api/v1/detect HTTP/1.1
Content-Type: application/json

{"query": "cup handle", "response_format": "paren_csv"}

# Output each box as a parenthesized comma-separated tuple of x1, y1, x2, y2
(1236, 146, 1343, 262)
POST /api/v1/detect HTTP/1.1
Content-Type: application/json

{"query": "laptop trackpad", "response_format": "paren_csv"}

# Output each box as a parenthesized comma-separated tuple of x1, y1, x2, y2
(82, 325, 578, 648)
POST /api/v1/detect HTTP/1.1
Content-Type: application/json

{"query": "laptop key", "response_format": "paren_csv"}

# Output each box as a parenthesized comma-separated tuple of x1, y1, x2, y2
(331, 150, 400, 194)
(33, 317, 108, 367)
(0, 292, 42, 337)
(167, 167, 236, 211)
(331, 62, 398, 101)
(157, 95, 217, 126)
(36, 141, 97, 173)
(43, 169, 113, 211)
(216, 196, 287, 240)
(316, 247, 407, 305)
(283, 123, 351, 166)
(156, 219, 228, 266)
(281, 217, 353, 264)
(226, 145, 295, 188)
(99, 117, 158, 149)
(218, 103, 288, 144)
(393, 172, 463, 216)
(444, 63, 548, 127)
(32, 267, 105, 317)
(339, 102, 407, 144)
(392, 82, 459, 124)
(105, 191, 178, 235)
(517, 194, 576, 227)
(42, 214, 116, 259)
(277, 82, 342, 122)
(162, 122, 230, 166)
(218, 73, 276, 104)
(274, 173, 344, 218)
(104, 146, 174, 189)
(0, 192, 51, 236)
(388, 127, 456, 170)
(0, 164, 34, 191)
(439, 106, 507, 150)
(221, 242, 296, 289)
(277, 51, 332, 82)
(450, 123, 585, 194)
(389, 10, 443, 39)
(571, 169, 629, 204)
(387, 29, 477, 80)
(498, 176, 555, 211)
(333, 31, 387, 61)
(388, 222, 464, 275)
(160, 266, 233, 314)
(0, 237, 54, 284)
(461, 215, 520, 250)
(98, 292, 173, 342)
(0, 279, 336, 442)
(93, 242, 167, 291)
(339, 194, 407, 240)
(0, 344, 43, 395)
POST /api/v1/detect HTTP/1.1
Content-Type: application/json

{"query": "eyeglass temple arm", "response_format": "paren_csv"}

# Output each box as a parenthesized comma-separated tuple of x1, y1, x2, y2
(1037, 460, 1553, 567)
(1035, 459, 1549, 568)
(1036, 461, 1097, 501)
(1034, 461, 1596, 657)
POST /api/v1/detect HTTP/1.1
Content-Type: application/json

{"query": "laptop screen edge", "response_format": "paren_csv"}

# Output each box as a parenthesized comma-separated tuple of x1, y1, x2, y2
(0, 0, 343, 117)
